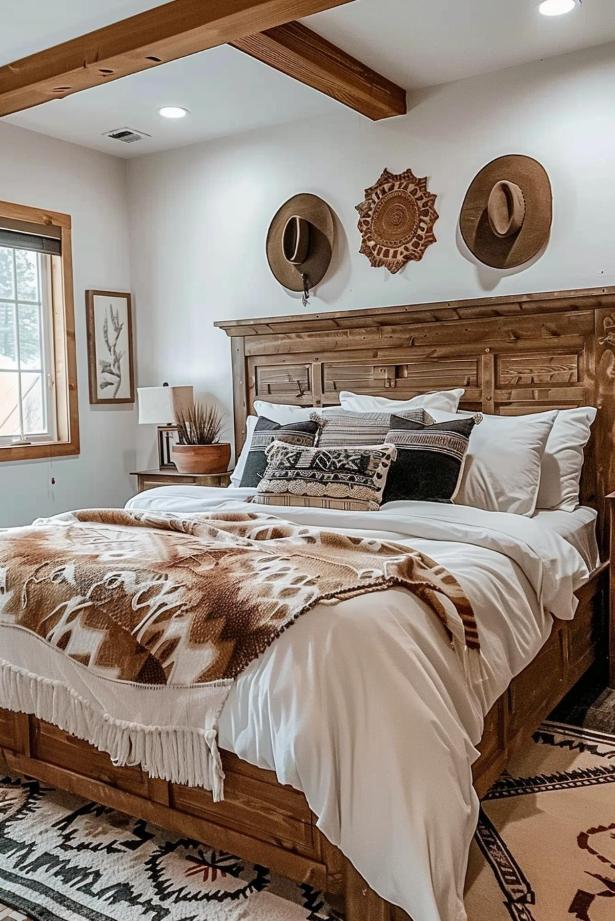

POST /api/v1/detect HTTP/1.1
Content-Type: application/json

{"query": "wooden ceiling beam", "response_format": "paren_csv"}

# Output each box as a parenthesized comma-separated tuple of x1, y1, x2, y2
(232, 21, 406, 120)
(0, 0, 354, 117)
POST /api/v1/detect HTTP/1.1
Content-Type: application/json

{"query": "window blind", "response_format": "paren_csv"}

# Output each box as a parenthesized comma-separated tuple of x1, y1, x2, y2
(0, 217, 62, 256)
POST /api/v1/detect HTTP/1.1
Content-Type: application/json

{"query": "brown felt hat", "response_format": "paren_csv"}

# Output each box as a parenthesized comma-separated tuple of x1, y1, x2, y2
(459, 155, 552, 269)
(267, 194, 335, 291)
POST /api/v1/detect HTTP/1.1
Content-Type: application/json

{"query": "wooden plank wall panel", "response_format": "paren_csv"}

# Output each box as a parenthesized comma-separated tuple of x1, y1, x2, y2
(255, 363, 312, 400)
(214, 287, 615, 338)
(240, 313, 594, 359)
(497, 352, 579, 386)
(321, 357, 479, 398)
(494, 350, 588, 411)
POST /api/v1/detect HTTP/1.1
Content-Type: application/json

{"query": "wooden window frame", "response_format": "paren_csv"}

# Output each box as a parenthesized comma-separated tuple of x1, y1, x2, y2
(0, 200, 79, 462)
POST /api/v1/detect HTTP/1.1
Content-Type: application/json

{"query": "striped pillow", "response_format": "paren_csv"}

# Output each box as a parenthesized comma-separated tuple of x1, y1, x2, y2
(254, 441, 397, 512)
(314, 408, 433, 449)
(384, 414, 478, 503)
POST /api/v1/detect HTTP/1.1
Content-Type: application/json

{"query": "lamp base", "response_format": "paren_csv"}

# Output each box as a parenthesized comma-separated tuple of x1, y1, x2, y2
(157, 425, 178, 469)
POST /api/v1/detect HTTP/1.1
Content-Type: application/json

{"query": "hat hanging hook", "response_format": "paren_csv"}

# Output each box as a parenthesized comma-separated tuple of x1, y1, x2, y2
(301, 273, 310, 308)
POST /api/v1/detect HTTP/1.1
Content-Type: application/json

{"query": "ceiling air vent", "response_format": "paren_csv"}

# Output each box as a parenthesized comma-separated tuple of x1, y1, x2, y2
(103, 127, 150, 144)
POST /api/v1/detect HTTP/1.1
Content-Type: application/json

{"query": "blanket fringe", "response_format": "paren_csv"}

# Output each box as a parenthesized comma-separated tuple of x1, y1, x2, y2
(0, 659, 226, 801)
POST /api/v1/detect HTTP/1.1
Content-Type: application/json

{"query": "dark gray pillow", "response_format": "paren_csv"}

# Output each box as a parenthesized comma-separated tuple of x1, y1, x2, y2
(384, 414, 478, 503)
(239, 416, 320, 488)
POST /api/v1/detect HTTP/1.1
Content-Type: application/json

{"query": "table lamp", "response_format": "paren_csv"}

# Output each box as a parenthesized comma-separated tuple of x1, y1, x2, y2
(137, 383, 193, 468)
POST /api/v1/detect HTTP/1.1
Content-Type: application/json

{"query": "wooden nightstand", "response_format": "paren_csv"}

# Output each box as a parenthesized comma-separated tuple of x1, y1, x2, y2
(131, 468, 232, 492)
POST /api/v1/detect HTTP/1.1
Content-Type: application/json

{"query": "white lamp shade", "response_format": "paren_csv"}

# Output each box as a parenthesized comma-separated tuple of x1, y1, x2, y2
(138, 385, 193, 424)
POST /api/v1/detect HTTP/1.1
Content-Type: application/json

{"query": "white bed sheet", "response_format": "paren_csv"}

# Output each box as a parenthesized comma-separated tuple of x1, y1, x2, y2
(121, 485, 590, 921)
(531, 506, 600, 571)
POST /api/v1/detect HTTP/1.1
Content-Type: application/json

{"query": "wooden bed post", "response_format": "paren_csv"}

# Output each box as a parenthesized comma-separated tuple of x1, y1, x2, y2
(607, 493, 615, 688)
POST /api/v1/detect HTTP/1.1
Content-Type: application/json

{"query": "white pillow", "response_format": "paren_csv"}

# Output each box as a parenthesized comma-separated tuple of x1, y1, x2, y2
(253, 400, 316, 424)
(449, 410, 558, 516)
(339, 388, 464, 414)
(536, 407, 597, 511)
(230, 414, 257, 486)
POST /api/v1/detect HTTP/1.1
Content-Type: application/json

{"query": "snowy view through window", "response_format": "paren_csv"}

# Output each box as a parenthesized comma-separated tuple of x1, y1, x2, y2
(0, 246, 52, 442)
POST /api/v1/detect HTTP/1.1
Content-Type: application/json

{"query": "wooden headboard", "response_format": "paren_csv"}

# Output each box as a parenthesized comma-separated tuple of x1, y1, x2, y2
(216, 286, 615, 554)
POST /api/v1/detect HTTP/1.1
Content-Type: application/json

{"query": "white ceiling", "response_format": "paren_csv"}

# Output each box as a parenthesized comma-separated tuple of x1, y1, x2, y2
(3, 46, 335, 156)
(310, 0, 615, 90)
(2, 0, 615, 158)
(0, 1, 167, 61)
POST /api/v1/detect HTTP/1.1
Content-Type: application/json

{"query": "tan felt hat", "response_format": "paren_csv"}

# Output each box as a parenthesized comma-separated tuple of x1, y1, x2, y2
(459, 155, 552, 269)
(267, 193, 335, 292)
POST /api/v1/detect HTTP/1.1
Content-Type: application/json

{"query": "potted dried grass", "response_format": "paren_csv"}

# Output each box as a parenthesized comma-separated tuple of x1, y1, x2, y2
(172, 401, 231, 474)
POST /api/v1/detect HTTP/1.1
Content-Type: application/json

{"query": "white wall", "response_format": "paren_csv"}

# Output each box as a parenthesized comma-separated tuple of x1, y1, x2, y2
(2, 39, 611, 522)
(127, 40, 615, 466)
(0, 122, 135, 527)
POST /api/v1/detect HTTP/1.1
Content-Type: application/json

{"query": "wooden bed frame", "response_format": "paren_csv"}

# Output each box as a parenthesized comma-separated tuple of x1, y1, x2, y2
(2, 285, 615, 920)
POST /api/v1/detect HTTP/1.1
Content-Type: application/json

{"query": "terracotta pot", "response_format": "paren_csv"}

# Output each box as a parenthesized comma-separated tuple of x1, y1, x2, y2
(172, 443, 231, 475)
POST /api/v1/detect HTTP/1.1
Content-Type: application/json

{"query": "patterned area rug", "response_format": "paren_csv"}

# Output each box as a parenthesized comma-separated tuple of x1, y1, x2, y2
(465, 720, 615, 921)
(1, 721, 614, 920)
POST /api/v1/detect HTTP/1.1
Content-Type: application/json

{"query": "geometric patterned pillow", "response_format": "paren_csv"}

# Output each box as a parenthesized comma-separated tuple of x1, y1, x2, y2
(239, 416, 321, 488)
(314, 408, 434, 449)
(384, 414, 478, 503)
(253, 440, 398, 511)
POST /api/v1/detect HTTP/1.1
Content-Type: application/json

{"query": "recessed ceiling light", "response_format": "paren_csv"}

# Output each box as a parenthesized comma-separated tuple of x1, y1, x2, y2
(158, 106, 189, 119)
(538, 0, 577, 16)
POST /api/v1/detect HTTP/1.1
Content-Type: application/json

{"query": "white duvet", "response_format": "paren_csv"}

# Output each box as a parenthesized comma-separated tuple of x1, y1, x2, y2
(123, 486, 590, 921)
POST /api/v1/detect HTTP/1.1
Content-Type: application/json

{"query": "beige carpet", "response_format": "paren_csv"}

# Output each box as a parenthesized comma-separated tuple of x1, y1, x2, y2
(465, 720, 615, 921)
(1, 720, 614, 920)
(0, 909, 32, 921)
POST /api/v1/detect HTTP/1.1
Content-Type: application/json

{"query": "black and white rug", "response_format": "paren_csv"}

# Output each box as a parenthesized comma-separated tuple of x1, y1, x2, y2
(0, 777, 339, 920)
(3, 720, 615, 920)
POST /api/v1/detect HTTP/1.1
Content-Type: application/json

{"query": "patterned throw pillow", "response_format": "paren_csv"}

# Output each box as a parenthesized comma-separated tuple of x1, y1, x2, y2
(314, 408, 434, 448)
(239, 416, 321, 488)
(384, 414, 478, 503)
(254, 440, 398, 511)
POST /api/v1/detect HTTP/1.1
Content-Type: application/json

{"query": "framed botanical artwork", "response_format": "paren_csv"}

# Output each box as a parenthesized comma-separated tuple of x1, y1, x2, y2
(86, 290, 135, 404)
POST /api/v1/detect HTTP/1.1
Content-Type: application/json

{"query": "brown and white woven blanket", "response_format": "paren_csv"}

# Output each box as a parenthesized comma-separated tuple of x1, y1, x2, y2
(0, 508, 477, 797)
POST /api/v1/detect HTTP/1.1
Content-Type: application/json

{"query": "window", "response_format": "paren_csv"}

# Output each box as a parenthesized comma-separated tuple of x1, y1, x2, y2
(0, 202, 79, 462)
(0, 248, 55, 443)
